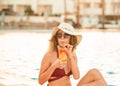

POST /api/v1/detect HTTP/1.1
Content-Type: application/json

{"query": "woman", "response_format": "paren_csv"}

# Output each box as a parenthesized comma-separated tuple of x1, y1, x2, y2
(38, 23, 107, 86)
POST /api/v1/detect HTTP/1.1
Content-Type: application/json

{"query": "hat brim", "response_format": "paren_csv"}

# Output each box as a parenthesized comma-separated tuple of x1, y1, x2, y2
(50, 27, 82, 45)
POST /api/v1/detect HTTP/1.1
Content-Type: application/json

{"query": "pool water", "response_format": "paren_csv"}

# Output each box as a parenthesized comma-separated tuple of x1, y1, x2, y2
(0, 31, 120, 86)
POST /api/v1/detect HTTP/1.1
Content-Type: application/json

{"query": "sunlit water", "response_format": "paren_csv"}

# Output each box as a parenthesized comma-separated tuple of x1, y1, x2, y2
(0, 30, 120, 86)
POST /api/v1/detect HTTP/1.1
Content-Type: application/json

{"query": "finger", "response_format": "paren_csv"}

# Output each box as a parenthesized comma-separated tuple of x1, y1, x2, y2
(63, 44, 70, 49)
(67, 44, 73, 49)
(64, 44, 70, 48)
(69, 45, 73, 48)
(66, 45, 73, 50)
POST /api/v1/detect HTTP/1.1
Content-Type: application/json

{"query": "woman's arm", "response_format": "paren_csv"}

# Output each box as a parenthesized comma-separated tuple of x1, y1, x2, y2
(38, 53, 60, 85)
(64, 44, 80, 80)
(68, 53, 80, 79)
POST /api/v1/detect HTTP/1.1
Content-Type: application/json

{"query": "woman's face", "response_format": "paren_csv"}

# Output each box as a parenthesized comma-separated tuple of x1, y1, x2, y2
(56, 30, 71, 47)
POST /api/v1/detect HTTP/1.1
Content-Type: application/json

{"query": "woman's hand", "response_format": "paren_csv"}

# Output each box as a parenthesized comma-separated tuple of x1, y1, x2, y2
(63, 44, 73, 59)
(52, 59, 67, 69)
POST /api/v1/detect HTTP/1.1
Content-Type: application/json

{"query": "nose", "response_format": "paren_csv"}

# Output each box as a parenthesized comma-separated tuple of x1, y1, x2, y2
(61, 35, 64, 39)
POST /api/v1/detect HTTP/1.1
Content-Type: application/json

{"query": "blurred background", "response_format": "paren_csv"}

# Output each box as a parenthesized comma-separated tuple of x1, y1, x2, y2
(0, 0, 120, 29)
(0, 0, 120, 86)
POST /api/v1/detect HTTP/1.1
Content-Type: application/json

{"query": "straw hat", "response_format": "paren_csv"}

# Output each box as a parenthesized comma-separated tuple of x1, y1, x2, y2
(50, 22, 82, 45)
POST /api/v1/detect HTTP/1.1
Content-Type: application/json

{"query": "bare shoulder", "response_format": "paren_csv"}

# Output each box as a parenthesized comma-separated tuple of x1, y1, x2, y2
(72, 52, 78, 60)
(42, 51, 56, 62)
(40, 51, 55, 67)
(40, 51, 55, 74)
(44, 51, 55, 58)
(42, 52, 52, 61)
(72, 52, 77, 57)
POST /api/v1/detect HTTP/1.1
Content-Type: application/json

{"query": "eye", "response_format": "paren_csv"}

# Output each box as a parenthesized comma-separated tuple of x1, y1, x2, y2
(56, 33, 71, 39)
(64, 33, 71, 38)
(56, 33, 62, 38)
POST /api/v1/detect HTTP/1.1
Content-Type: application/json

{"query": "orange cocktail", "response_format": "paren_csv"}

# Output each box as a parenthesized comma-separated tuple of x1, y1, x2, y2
(57, 46, 67, 62)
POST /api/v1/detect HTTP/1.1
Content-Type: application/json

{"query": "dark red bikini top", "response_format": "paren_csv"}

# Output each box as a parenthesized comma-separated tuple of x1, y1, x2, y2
(48, 68, 72, 82)
(48, 50, 72, 82)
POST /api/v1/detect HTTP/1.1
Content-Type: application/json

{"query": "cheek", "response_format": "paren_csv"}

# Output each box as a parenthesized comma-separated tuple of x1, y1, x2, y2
(67, 37, 71, 43)
(66, 39, 70, 43)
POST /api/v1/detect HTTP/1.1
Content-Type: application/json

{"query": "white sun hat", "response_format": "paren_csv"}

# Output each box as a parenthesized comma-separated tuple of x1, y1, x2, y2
(58, 22, 81, 35)
(50, 22, 82, 45)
